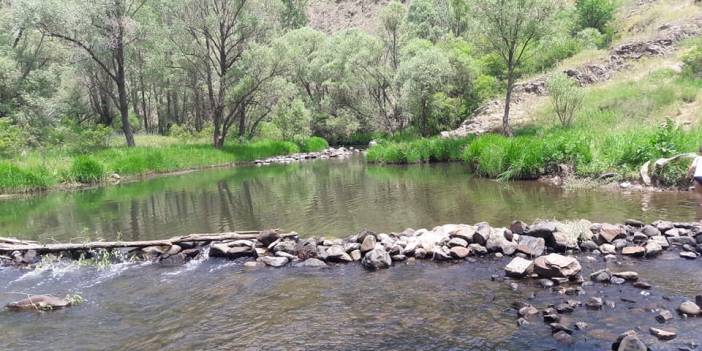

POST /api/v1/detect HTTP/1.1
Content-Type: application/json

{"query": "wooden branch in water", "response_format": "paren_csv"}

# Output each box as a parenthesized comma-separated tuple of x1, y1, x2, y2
(0, 230, 296, 253)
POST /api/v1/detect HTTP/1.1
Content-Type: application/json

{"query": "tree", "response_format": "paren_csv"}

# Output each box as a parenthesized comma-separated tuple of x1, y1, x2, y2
(575, 0, 614, 33)
(547, 73, 583, 128)
(26, 0, 146, 147)
(474, 0, 557, 136)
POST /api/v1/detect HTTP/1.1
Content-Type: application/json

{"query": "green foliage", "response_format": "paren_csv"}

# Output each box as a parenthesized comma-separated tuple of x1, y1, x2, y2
(0, 118, 27, 157)
(298, 136, 329, 152)
(273, 98, 311, 141)
(575, 0, 615, 32)
(547, 73, 584, 127)
(70, 156, 105, 183)
(683, 45, 702, 79)
(652, 157, 692, 189)
(366, 137, 471, 163)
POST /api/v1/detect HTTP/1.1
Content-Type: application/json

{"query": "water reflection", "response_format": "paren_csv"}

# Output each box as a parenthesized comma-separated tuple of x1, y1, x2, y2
(0, 156, 699, 242)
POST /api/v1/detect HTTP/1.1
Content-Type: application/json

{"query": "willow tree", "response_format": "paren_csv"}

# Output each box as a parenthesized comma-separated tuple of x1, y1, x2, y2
(24, 0, 145, 147)
(474, 0, 557, 136)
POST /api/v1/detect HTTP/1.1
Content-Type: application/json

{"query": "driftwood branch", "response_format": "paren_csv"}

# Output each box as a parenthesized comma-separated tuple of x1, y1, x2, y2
(0, 230, 297, 254)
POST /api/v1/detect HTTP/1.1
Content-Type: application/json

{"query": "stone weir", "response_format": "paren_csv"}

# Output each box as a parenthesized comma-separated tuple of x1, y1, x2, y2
(4, 220, 702, 348)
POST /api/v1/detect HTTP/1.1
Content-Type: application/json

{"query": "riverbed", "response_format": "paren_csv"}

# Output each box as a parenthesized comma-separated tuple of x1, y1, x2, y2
(1, 156, 701, 350)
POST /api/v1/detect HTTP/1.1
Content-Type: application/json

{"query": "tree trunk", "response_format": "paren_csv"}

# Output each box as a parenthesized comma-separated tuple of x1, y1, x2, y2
(503, 67, 515, 137)
(116, 32, 135, 147)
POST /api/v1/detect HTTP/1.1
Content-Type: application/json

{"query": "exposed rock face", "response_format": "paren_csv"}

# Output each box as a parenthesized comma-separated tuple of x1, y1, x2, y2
(505, 257, 533, 278)
(533, 254, 582, 278)
(361, 247, 392, 271)
(6, 295, 71, 311)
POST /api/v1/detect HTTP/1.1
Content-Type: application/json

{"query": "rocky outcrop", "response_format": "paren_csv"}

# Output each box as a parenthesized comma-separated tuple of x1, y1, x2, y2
(254, 147, 356, 166)
(442, 17, 702, 138)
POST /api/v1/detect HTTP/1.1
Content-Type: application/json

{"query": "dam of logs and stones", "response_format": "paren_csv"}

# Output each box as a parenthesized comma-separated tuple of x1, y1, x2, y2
(3, 219, 702, 349)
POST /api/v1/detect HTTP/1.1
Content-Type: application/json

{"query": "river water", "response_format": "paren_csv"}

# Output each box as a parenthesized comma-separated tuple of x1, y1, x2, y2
(1, 157, 701, 350)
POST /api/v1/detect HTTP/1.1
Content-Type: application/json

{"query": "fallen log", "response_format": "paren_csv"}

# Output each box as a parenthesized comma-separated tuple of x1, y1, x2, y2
(0, 237, 39, 245)
(0, 230, 297, 254)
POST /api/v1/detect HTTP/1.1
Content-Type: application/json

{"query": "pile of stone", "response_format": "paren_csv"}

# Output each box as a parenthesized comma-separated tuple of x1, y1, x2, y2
(254, 147, 356, 166)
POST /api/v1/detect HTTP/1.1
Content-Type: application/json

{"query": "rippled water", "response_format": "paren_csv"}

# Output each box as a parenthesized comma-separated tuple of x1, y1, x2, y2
(1, 157, 702, 350)
(0, 156, 700, 242)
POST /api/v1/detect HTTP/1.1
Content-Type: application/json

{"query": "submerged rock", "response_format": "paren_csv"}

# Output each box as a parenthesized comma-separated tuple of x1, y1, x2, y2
(294, 258, 327, 268)
(6, 295, 71, 311)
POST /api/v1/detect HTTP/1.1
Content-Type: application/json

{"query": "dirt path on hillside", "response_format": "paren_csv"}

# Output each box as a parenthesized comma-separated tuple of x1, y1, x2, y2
(442, 14, 702, 138)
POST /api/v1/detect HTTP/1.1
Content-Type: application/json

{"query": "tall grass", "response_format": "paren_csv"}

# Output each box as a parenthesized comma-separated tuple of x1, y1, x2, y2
(0, 137, 327, 193)
(366, 137, 472, 163)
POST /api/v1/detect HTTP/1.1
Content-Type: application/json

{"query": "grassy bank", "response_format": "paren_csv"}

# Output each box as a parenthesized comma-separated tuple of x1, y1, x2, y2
(367, 65, 702, 184)
(0, 136, 329, 193)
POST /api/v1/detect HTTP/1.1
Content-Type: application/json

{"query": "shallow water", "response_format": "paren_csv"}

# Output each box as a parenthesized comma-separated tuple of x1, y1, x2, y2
(1, 156, 700, 242)
(1, 157, 702, 350)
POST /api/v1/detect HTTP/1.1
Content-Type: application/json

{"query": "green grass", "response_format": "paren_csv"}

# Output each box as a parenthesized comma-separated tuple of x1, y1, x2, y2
(0, 137, 327, 193)
(367, 67, 702, 183)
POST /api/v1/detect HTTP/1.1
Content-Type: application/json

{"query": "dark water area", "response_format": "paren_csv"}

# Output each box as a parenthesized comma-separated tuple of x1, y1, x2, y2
(1, 157, 702, 350)
(0, 156, 700, 242)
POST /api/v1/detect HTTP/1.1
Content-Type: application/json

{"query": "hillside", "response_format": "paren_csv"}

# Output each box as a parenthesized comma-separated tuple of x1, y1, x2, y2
(307, 0, 392, 34)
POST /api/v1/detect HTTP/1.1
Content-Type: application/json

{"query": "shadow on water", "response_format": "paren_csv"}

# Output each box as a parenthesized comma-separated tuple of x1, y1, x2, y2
(0, 156, 700, 242)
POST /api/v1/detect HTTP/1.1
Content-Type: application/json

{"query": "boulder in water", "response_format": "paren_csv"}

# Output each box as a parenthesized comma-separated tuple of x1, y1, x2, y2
(362, 247, 392, 271)
(6, 295, 71, 311)
(533, 254, 581, 278)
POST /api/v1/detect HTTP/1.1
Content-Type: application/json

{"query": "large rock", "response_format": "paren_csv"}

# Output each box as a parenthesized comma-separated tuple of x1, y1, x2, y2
(678, 300, 701, 316)
(649, 327, 676, 341)
(294, 258, 327, 268)
(362, 247, 392, 271)
(644, 240, 663, 257)
(438, 224, 476, 242)
(6, 295, 72, 311)
(621, 246, 645, 257)
(505, 257, 533, 278)
(360, 234, 377, 253)
(417, 229, 449, 253)
(325, 245, 353, 262)
(533, 254, 582, 278)
(257, 230, 280, 246)
(612, 331, 650, 351)
(450, 246, 470, 259)
(473, 223, 492, 245)
(486, 228, 517, 255)
(598, 224, 626, 243)
(524, 221, 557, 247)
(517, 236, 545, 257)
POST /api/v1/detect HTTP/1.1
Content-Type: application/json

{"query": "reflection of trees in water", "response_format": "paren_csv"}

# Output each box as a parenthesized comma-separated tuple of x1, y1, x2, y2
(2, 159, 700, 242)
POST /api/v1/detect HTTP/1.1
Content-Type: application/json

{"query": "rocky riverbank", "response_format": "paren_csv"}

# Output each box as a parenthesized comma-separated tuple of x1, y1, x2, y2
(254, 147, 357, 166)
(3, 218, 702, 348)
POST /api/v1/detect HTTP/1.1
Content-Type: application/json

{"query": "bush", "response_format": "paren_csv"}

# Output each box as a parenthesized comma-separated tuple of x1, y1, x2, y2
(548, 73, 584, 127)
(70, 156, 105, 183)
(683, 45, 702, 79)
(652, 157, 692, 189)
(575, 0, 615, 32)
(576, 28, 607, 49)
(366, 137, 471, 163)
(0, 118, 27, 157)
(298, 136, 329, 152)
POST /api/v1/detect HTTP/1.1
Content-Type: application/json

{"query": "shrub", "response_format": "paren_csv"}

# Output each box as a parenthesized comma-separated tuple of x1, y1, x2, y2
(548, 73, 584, 128)
(70, 156, 105, 183)
(0, 118, 27, 157)
(683, 45, 702, 79)
(652, 157, 692, 188)
(575, 0, 615, 33)
(298, 136, 329, 152)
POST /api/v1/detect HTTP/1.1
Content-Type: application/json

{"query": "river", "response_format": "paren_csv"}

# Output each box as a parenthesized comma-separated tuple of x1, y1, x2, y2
(1, 156, 701, 350)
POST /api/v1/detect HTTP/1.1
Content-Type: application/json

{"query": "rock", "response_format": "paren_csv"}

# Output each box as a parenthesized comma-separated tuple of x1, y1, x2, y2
(516, 317, 529, 327)
(656, 310, 673, 323)
(678, 301, 701, 316)
(625, 219, 645, 227)
(325, 245, 353, 262)
(518, 305, 539, 318)
(6, 295, 72, 311)
(649, 327, 676, 341)
(580, 240, 598, 251)
(610, 277, 626, 285)
(362, 247, 392, 270)
(517, 236, 545, 257)
(391, 254, 407, 262)
(294, 258, 328, 268)
(486, 229, 517, 255)
(644, 240, 663, 257)
(505, 257, 533, 278)
(642, 225, 661, 237)
(294, 240, 317, 259)
(209, 243, 255, 259)
(555, 303, 574, 314)
(575, 321, 588, 330)
(539, 279, 554, 288)
(633, 281, 651, 289)
(612, 331, 650, 351)
(257, 230, 280, 246)
(586, 297, 603, 310)
(553, 330, 573, 345)
(243, 261, 260, 268)
(350, 249, 362, 261)
(612, 271, 639, 281)
(360, 235, 377, 253)
(590, 269, 612, 283)
(680, 251, 698, 259)
(273, 240, 298, 254)
(448, 237, 468, 248)
(670, 236, 697, 246)
(653, 220, 674, 233)
(417, 229, 450, 253)
(260, 256, 289, 268)
(543, 313, 560, 323)
(510, 220, 528, 235)
(598, 223, 626, 243)
(533, 254, 582, 278)
(600, 243, 616, 255)
(524, 221, 557, 246)
(449, 246, 470, 259)
(549, 323, 573, 335)
(697, 295, 702, 307)
(468, 243, 488, 255)
(473, 223, 491, 245)
(621, 246, 645, 257)
(414, 247, 428, 259)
